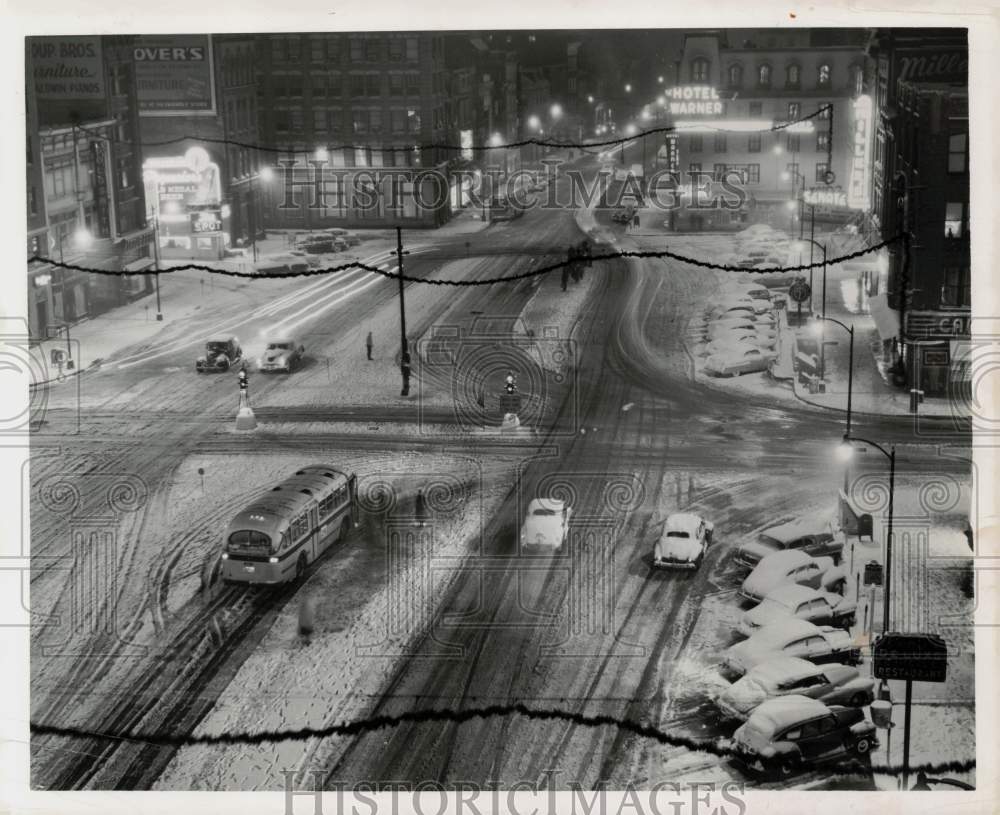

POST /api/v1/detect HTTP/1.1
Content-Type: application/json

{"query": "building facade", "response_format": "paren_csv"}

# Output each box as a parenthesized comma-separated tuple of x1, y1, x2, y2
(26, 35, 154, 340)
(668, 29, 868, 232)
(256, 32, 453, 230)
(866, 29, 970, 395)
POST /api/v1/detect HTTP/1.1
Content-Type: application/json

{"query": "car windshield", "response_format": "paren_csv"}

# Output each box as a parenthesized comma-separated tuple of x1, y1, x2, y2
(533, 508, 557, 516)
(207, 342, 229, 353)
(760, 596, 794, 612)
(759, 534, 784, 550)
(666, 531, 690, 538)
(267, 343, 291, 350)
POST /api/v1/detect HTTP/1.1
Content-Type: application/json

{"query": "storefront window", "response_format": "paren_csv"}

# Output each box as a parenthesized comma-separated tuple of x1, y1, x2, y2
(941, 266, 971, 307)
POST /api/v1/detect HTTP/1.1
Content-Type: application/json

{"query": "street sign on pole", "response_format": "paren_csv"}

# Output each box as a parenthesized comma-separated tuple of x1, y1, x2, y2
(789, 280, 812, 303)
(873, 632, 948, 683)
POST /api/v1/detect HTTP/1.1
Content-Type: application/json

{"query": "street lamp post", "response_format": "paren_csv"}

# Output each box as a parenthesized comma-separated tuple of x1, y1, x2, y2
(797, 237, 826, 324)
(839, 435, 895, 634)
(148, 208, 163, 321)
(816, 317, 855, 492)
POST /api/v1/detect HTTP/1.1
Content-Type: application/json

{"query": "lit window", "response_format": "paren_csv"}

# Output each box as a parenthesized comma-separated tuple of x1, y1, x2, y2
(758, 64, 772, 87)
(818, 64, 831, 87)
(944, 202, 965, 238)
(692, 58, 710, 82)
(728, 64, 743, 88)
(786, 64, 801, 87)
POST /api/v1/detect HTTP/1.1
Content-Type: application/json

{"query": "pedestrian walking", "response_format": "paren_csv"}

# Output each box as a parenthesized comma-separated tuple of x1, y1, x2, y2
(365, 330, 373, 361)
(632, 212, 641, 231)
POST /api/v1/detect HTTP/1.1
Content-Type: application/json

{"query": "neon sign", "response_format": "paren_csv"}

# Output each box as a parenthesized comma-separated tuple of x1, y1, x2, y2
(666, 86, 724, 115)
(848, 95, 872, 210)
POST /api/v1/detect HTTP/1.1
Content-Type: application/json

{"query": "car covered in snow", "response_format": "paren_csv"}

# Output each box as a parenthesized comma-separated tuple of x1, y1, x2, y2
(731, 695, 877, 778)
(734, 517, 845, 569)
(704, 346, 776, 377)
(729, 284, 772, 301)
(196, 336, 244, 373)
(258, 337, 305, 373)
(716, 657, 875, 721)
(699, 338, 770, 359)
(721, 619, 861, 677)
(707, 319, 771, 340)
(708, 299, 771, 317)
(737, 584, 857, 637)
(520, 498, 572, 550)
(652, 512, 715, 570)
(740, 549, 847, 604)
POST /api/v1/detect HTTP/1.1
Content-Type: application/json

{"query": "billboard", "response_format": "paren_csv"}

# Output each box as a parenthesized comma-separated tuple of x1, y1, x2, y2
(29, 37, 105, 102)
(134, 35, 216, 116)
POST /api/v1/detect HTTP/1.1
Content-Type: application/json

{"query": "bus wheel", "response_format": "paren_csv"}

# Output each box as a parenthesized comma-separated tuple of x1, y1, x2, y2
(296, 554, 307, 580)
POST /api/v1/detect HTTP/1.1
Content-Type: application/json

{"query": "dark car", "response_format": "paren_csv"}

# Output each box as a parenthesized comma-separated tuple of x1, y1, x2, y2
(196, 337, 243, 373)
(731, 695, 877, 779)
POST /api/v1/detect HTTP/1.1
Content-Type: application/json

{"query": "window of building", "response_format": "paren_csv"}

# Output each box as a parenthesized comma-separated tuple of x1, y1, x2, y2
(406, 37, 419, 62)
(817, 63, 831, 88)
(369, 109, 383, 134)
(714, 133, 727, 152)
(945, 202, 967, 238)
(746, 164, 760, 183)
(689, 134, 702, 152)
(389, 73, 404, 95)
(948, 133, 968, 173)
(815, 162, 829, 182)
(785, 64, 801, 88)
(748, 133, 761, 152)
(786, 162, 800, 183)
(366, 74, 382, 96)
(688, 162, 702, 175)
(749, 101, 762, 117)
(365, 39, 380, 62)
(407, 109, 420, 133)
(758, 63, 772, 87)
(851, 64, 864, 96)
(275, 110, 291, 132)
(313, 109, 327, 131)
(405, 73, 420, 95)
(389, 39, 404, 62)
(311, 38, 325, 63)
(787, 133, 800, 152)
(787, 102, 800, 120)
(691, 57, 710, 82)
(290, 109, 303, 131)
(727, 63, 743, 89)
(391, 109, 406, 132)
(326, 38, 341, 63)
(350, 38, 363, 62)
(817, 102, 831, 119)
(350, 74, 365, 97)
(941, 266, 971, 307)
(817, 132, 830, 152)
(353, 110, 368, 133)
(287, 76, 303, 98)
(118, 158, 131, 188)
(286, 38, 301, 63)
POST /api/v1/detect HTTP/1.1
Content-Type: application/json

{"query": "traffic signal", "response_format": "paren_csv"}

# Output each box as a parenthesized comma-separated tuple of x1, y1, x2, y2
(505, 373, 516, 394)
(238, 370, 249, 391)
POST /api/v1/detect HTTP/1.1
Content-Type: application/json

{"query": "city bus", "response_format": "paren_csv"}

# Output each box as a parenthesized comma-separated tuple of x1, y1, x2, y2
(220, 465, 357, 585)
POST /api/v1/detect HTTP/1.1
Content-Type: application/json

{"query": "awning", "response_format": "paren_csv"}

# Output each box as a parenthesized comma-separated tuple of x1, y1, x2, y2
(869, 293, 900, 340)
(123, 258, 155, 273)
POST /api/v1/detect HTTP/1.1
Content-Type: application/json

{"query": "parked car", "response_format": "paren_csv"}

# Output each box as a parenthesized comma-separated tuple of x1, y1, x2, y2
(254, 254, 310, 275)
(287, 249, 322, 268)
(704, 346, 776, 377)
(708, 299, 771, 317)
(729, 284, 772, 302)
(734, 518, 845, 569)
(737, 584, 857, 637)
(258, 337, 305, 373)
(721, 619, 861, 677)
(340, 232, 362, 247)
(740, 549, 847, 604)
(705, 330, 777, 351)
(716, 658, 875, 721)
(520, 498, 572, 550)
(700, 339, 763, 358)
(196, 337, 243, 373)
(731, 695, 877, 778)
(652, 512, 715, 570)
(707, 304, 756, 320)
(707, 318, 756, 339)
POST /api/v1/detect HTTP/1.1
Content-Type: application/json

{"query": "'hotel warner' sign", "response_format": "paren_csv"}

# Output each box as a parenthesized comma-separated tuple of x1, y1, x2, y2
(665, 86, 724, 115)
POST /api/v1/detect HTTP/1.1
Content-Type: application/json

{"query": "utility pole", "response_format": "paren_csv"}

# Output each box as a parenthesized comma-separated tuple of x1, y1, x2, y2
(149, 210, 163, 321)
(396, 226, 411, 397)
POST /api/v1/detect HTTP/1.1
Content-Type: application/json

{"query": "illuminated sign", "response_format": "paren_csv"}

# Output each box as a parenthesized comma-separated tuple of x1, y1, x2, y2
(848, 95, 873, 210)
(675, 119, 814, 133)
(135, 34, 216, 116)
(906, 310, 971, 339)
(190, 209, 223, 234)
(666, 86, 724, 115)
(804, 186, 848, 208)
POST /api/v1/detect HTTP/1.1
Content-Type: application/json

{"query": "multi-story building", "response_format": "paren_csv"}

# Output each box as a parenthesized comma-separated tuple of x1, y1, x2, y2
(866, 28, 969, 396)
(667, 29, 868, 231)
(256, 32, 452, 229)
(26, 35, 154, 339)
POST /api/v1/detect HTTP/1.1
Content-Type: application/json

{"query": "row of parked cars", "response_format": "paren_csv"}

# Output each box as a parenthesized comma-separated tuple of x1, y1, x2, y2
(254, 229, 364, 275)
(690, 281, 779, 377)
(649, 509, 877, 780)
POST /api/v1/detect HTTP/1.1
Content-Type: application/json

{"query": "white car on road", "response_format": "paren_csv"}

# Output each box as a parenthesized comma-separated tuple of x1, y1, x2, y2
(520, 498, 571, 550)
(652, 512, 714, 570)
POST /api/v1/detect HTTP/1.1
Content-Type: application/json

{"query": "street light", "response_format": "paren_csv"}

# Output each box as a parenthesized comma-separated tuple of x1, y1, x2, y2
(527, 115, 541, 131)
(248, 166, 274, 262)
(587, 95, 594, 104)
(550, 103, 563, 120)
(813, 317, 855, 466)
(624, 83, 632, 93)
(794, 237, 827, 325)
(838, 434, 896, 635)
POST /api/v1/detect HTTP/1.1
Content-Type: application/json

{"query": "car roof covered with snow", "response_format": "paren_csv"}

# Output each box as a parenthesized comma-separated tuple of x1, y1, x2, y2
(529, 497, 567, 513)
(762, 583, 824, 608)
(746, 656, 820, 685)
(762, 517, 836, 543)
(746, 618, 821, 647)
(755, 548, 815, 573)
(745, 695, 830, 735)
(665, 513, 703, 535)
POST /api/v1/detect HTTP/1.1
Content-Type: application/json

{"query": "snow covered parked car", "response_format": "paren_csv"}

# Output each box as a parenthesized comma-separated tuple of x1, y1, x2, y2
(734, 517, 845, 569)
(737, 584, 857, 637)
(721, 619, 861, 677)
(716, 657, 876, 721)
(731, 695, 877, 778)
(740, 549, 847, 604)
(704, 346, 776, 377)
(520, 498, 571, 550)
(652, 512, 714, 570)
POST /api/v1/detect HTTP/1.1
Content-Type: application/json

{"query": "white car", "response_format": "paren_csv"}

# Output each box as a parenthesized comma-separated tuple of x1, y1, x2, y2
(716, 657, 877, 720)
(721, 619, 862, 677)
(740, 549, 847, 605)
(711, 326, 777, 347)
(707, 318, 756, 339)
(737, 584, 858, 638)
(520, 498, 571, 549)
(709, 299, 771, 317)
(258, 338, 305, 373)
(729, 284, 772, 302)
(704, 346, 776, 377)
(700, 338, 761, 358)
(653, 512, 714, 570)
